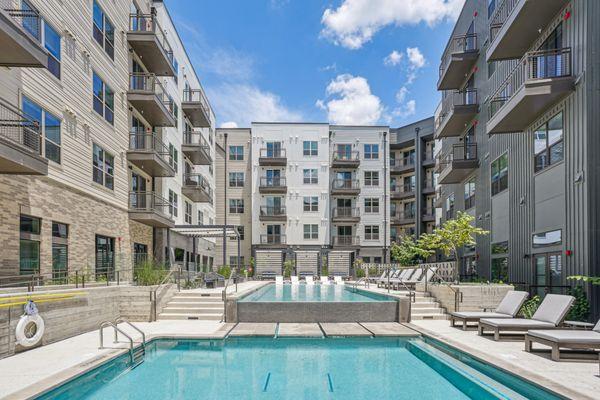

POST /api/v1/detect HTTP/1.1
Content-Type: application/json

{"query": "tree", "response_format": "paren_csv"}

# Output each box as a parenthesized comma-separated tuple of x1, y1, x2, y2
(390, 235, 434, 266)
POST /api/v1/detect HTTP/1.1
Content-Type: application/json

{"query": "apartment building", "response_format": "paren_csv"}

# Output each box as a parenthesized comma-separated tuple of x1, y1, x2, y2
(389, 118, 436, 245)
(0, 0, 216, 278)
(434, 0, 599, 316)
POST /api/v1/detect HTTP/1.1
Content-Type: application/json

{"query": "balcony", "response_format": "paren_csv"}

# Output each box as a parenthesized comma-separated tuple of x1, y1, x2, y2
(434, 89, 478, 138)
(259, 234, 286, 245)
(422, 207, 436, 223)
(259, 206, 287, 222)
(437, 143, 478, 184)
(422, 179, 436, 194)
(127, 73, 176, 127)
(331, 150, 360, 168)
(127, 14, 175, 76)
(330, 179, 360, 196)
(434, 187, 445, 208)
(487, 0, 570, 61)
(422, 150, 435, 167)
(332, 236, 359, 247)
(127, 131, 175, 177)
(182, 89, 211, 128)
(390, 156, 415, 174)
(182, 173, 213, 203)
(390, 183, 415, 200)
(182, 131, 211, 165)
(391, 211, 415, 225)
(258, 147, 286, 166)
(331, 207, 360, 223)
(128, 191, 174, 228)
(258, 176, 287, 194)
(0, 1, 47, 67)
(0, 98, 47, 174)
(487, 48, 574, 134)
(438, 33, 479, 90)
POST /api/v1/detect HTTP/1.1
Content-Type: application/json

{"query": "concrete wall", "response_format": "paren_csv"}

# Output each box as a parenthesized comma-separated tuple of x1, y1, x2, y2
(423, 284, 514, 314)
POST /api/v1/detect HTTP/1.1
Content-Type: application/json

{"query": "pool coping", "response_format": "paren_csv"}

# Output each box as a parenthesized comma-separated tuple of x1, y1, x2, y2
(407, 322, 593, 400)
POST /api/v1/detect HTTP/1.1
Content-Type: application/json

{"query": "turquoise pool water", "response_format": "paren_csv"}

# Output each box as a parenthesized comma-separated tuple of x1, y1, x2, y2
(37, 337, 562, 400)
(238, 284, 392, 302)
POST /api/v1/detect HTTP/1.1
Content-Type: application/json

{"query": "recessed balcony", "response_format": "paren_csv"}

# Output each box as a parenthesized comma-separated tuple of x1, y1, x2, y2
(259, 206, 287, 222)
(437, 143, 478, 184)
(259, 234, 286, 245)
(0, 98, 47, 175)
(182, 89, 211, 128)
(422, 207, 436, 223)
(127, 14, 175, 76)
(422, 179, 436, 194)
(390, 184, 415, 200)
(487, 0, 570, 61)
(422, 150, 435, 167)
(330, 179, 360, 196)
(331, 150, 360, 168)
(127, 131, 175, 177)
(331, 236, 359, 247)
(128, 191, 174, 228)
(438, 33, 478, 90)
(391, 211, 415, 225)
(182, 131, 211, 165)
(331, 207, 360, 223)
(487, 48, 574, 134)
(390, 156, 415, 174)
(435, 89, 478, 138)
(258, 147, 286, 166)
(258, 176, 287, 194)
(0, 3, 47, 67)
(182, 173, 213, 203)
(127, 73, 176, 127)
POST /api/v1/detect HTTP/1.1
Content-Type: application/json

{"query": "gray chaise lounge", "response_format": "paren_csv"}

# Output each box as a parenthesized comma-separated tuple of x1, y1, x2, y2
(525, 319, 600, 361)
(449, 290, 529, 330)
(478, 294, 575, 341)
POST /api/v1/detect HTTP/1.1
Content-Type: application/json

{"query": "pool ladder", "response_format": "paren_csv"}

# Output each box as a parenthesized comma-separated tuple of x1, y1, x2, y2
(99, 318, 147, 368)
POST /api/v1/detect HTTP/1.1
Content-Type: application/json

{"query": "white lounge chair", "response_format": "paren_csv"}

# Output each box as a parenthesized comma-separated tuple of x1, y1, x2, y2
(478, 294, 575, 341)
(525, 319, 600, 361)
(334, 276, 344, 285)
(320, 276, 331, 285)
(306, 276, 315, 285)
(275, 275, 284, 285)
(291, 276, 299, 285)
(449, 291, 529, 330)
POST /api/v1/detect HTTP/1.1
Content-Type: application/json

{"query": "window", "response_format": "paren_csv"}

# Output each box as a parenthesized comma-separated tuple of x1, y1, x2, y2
(184, 201, 192, 224)
(464, 178, 476, 209)
(92, 143, 114, 189)
(22, 96, 61, 164)
(133, 243, 148, 267)
(488, 0, 496, 18)
(20, 215, 41, 275)
(364, 144, 379, 159)
(364, 198, 379, 213)
(533, 229, 562, 248)
(303, 196, 318, 212)
(229, 172, 244, 187)
(169, 190, 178, 217)
(303, 224, 319, 240)
(491, 241, 508, 254)
(229, 256, 245, 268)
(43, 20, 61, 78)
(52, 222, 68, 279)
(303, 141, 318, 156)
(364, 171, 379, 186)
(491, 153, 508, 196)
(229, 199, 244, 214)
(229, 146, 243, 160)
(92, 72, 114, 124)
(168, 144, 178, 172)
(92, 1, 114, 59)
(534, 112, 563, 172)
(491, 258, 508, 282)
(445, 194, 455, 220)
(197, 210, 204, 225)
(303, 169, 318, 184)
(364, 225, 379, 240)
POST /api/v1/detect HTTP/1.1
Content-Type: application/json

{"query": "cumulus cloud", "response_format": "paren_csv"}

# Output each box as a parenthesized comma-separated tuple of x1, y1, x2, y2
(392, 86, 416, 119)
(406, 47, 426, 69)
(321, 0, 463, 49)
(220, 121, 239, 129)
(384, 50, 403, 66)
(318, 74, 383, 125)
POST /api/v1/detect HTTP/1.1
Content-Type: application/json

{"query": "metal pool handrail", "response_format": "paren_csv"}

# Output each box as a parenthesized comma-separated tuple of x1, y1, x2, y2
(99, 321, 134, 363)
(352, 277, 369, 291)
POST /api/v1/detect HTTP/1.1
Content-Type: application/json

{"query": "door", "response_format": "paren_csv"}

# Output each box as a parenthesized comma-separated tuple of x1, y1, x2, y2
(266, 142, 282, 157)
(267, 225, 281, 243)
(534, 252, 563, 297)
(337, 144, 351, 159)
(266, 169, 281, 186)
(131, 172, 147, 209)
(95, 235, 115, 280)
(266, 196, 282, 215)
(535, 24, 563, 78)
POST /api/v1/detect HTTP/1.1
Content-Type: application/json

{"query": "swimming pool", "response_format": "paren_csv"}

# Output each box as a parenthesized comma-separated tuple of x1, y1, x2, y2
(36, 337, 562, 400)
(238, 284, 393, 302)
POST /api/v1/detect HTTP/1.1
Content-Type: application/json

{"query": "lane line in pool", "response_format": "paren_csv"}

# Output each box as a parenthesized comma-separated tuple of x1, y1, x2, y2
(262, 372, 271, 392)
(327, 373, 334, 392)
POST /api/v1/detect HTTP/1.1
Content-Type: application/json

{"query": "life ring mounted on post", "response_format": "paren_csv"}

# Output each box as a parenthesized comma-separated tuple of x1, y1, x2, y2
(15, 300, 45, 348)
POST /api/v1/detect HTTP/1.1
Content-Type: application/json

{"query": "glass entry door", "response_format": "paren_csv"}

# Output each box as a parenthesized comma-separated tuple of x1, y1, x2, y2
(95, 235, 115, 280)
(534, 252, 563, 297)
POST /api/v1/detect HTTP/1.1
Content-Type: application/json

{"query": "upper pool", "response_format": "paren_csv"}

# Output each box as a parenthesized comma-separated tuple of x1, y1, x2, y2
(238, 283, 392, 302)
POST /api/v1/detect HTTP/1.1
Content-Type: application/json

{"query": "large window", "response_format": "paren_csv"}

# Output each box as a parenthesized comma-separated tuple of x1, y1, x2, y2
(364, 144, 379, 159)
(303, 196, 318, 212)
(44, 20, 61, 79)
(491, 153, 508, 196)
(92, 72, 114, 124)
(184, 201, 192, 224)
(22, 96, 61, 164)
(169, 189, 178, 217)
(229, 172, 244, 187)
(364, 225, 379, 240)
(364, 171, 379, 186)
(464, 178, 476, 210)
(229, 199, 244, 214)
(92, 143, 114, 189)
(303, 224, 318, 240)
(92, 0, 114, 59)
(168, 144, 178, 172)
(303, 169, 318, 184)
(20, 215, 40, 275)
(52, 222, 68, 279)
(229, 145, 243, 160)
(364, 198, 379, 213)
(533, 229, 562, 248)
(534, 112, 563, 172)
(303, 141, 318, 156)
(197, 210, 204, 225)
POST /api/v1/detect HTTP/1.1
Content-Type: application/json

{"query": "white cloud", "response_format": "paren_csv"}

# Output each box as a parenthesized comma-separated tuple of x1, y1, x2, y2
(318, 74, 383, 125)
(392, 86, 416, 119)
(321, 0, 464, 49)
(319, 63, 338, 72)
(406, 47, 426, 69)
(220, 121, 239, 129)
(384, 50, 403, 66)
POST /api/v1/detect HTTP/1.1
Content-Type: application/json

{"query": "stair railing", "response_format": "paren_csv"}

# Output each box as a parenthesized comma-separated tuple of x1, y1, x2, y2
(426, 265, 463, 312)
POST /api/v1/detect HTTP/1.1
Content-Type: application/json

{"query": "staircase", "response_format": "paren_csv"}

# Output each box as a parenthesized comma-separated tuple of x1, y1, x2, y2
(410, 292, 447, 320)
(158, 291, 224, 321)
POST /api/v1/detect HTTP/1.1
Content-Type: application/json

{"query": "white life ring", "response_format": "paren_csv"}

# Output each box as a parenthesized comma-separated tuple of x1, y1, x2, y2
(15, 314, 45, 348)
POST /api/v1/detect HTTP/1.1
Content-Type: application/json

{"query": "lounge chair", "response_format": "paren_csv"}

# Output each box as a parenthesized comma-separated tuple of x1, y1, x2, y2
(306, 276, 315, 285)
(372, 270, 388, 285)
(449, 290, 529, 330)
(334, 276, 344, 285)
(525, 319, 600, 361)
(379, 270, 403, 288)
(390, 268, 420, 290)
(320, 276, 331, 285)
(478, 294, 575, 341)
(275, 276, 284, 285)
(291, 276, 299, 285)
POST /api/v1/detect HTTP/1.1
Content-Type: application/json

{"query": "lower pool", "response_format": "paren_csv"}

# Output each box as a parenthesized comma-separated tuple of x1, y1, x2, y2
(238, 284, 392, 302)
(37, 337, 563, 400)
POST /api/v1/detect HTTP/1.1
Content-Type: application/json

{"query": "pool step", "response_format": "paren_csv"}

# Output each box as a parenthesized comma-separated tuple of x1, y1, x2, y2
(158, 290, 224, 321)
(162, 306, 223, 314)
(158, 313, 223, 321)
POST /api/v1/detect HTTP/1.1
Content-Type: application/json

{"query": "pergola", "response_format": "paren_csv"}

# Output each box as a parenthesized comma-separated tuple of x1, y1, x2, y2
(171, 225, 241, 270)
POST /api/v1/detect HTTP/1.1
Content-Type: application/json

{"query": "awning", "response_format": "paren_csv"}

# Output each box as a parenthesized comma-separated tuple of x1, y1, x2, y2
(171, 225, 240, 239)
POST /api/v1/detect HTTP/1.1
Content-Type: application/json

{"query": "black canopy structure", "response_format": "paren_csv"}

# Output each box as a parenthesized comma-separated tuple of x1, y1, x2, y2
(171, 225, 241, 271)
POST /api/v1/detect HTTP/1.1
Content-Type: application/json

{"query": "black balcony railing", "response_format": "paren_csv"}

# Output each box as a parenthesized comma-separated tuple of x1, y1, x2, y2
(259, 176, 286, 187)
(435, 89, 478, 131)
(439, 33, 478, 77)
(129, 130, 170, 157)
(331, 179, 359, 190)
(259, 147, 286, 158)
(0, 97, 41, 154)
(128, 191, 171, 218)
(129, 73, 175, 117)
(391, 183, 415, 196)
(128, 13, 174, 63)
(332, 236, 359, 246)
(183, 130, 210, 149)
(332, 150, 359, 161)
(260, 206, 286, 217)
(393, 210, 415, 221)
(183, 173, 213, 200)
(3, 0, 41, 40)
(489, 0, 519, 44)
(332, 207, 360, 219)
(390, 156, 415, 168)
(260, 234, 286, 244)
(439, 143, 478, 166)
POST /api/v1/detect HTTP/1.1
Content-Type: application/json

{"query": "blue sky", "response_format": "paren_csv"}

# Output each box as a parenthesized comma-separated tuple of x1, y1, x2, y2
(166, 0, 464, 128)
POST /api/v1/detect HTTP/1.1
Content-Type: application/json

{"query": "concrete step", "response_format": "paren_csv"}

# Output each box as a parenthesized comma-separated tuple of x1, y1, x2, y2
(162, 307, 223, 314)
(410, 307, 443, 314)
(411, 314, 447, 320)
(158, 313, 223, 321)
(171, 295, 222, 302)
(168, 301, 223, 308)
(412, 302, 441, 308)
(176, 292, 222, 298)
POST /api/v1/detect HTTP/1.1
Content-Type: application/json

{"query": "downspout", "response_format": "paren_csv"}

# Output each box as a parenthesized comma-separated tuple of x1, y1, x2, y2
(223, 132, 228, 267)
(383, 131, 388, 263)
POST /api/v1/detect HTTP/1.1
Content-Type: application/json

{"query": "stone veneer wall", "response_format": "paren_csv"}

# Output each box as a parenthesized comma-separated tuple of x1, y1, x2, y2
(420, 283, 515, 313)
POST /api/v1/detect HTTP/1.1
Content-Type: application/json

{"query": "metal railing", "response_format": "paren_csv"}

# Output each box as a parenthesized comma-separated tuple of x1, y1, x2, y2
(332, 207, 360, 219)
(0, 97, 41, 154)
(435, 89, 478, 131)
(422, 207, 436, 219)
(391, 183, 415, 196)
(438, 143, 478, 167)
(128, 191, 172, 219)
(332, 150, 359, 161)
(129, 72, 175, 117)
(129, 131, 171, 158)
(390, 156, 415, 168)
(259, 176, 286, 188)
(331, 179, 360, 190)
(423, 150, 435, 162)
(259, 234, 286, 244)
(392, 210, 415, 222)
(183, 173, 213, 200)
(488, 48, 572, 120)
(439, 33, 478, 78)
(423, 178, 435, 190)
(128, 13, 174, 63)
(489, 0, 520, 44)
(183, 130, 210, 150)
(0, 268, 135, 291)
(259, 147, 286, 158)
(182, 89, 210, 116)
(332, 236, 359, 246)
(2, 0, 41, 40)
(259, 205, 286, 217)
(150, 267, 181, 322)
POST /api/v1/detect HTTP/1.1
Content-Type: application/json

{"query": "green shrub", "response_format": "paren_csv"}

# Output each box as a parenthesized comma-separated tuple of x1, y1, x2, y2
(283, 260, 294, 278)
(321, 266, 328, 277)
(356, 269, 366, 278)
(519, 295, 541, 318)
(217, 265, 232, 279)
(134, 260, 169, 286)
(368, 267, 378, 276)
(566, 286, 590, 322)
